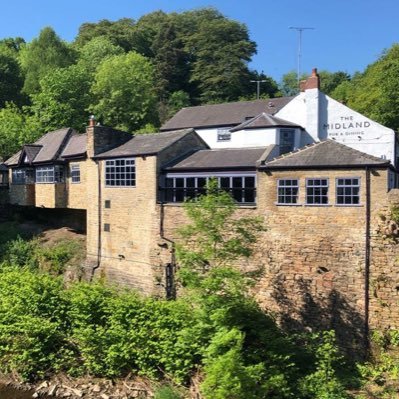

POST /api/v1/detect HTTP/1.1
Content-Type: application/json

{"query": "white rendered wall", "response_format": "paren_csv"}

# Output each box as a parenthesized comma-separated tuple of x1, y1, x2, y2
(276, 91, 396, 164)
(196, 127, 301, 150)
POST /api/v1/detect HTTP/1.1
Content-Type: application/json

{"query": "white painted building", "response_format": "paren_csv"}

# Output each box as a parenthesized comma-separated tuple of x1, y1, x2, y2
(161, 69, 398, 166)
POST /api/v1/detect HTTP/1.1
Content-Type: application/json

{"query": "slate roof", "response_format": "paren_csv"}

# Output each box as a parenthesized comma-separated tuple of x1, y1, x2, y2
(6, 127, 74, 166)
(229, 112, 301, 132)
(165, 147, 273, 171)
(94, 129, 196, 159)
(61, 134, 87, 158)
(160, 97, 294, 131)
(261, 140, 391, 169)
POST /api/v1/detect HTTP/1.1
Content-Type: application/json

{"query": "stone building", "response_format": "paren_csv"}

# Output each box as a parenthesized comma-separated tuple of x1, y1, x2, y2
(3, 70, 399, 349)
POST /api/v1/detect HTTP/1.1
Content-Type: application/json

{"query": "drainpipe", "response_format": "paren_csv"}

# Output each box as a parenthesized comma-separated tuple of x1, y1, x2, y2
(364, 166, 371, 354)
(90, 160, 102, 280)
(160, 200, 176, 299)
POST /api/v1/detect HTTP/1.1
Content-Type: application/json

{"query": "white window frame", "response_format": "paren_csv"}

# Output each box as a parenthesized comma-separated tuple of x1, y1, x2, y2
(336, 177, 361, 205)
(306, 178, 329, 205)
(12, 168, 34, 184)
(277, 179, 299, 205)
(35, 165, 64, 184)
(217, 128, 231, 142)
(105, 158, 136, 187)
(70, 164, 81, 184)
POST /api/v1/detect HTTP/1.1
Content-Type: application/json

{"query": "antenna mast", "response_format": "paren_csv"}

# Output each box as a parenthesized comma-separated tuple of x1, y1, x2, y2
(289, 26, 314, 82)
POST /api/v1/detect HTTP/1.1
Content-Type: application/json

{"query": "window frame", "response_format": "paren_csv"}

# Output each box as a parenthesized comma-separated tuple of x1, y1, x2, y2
(279, 128, 296, 155)
(164, 173, 256, 204)
(35, 165, 65, 184)
(105, 158, 136, 187)
(12, 168, 34, 185)
(305, 178, 329, 205)
(216, 128, 232, 142)
(70, 164, 81, 184)
(336, 177, 361, 206)
(276, 178, 299, 205)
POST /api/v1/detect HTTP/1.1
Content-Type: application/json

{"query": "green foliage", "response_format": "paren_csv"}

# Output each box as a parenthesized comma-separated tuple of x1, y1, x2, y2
(331, 44, 399, 130)
(30, 65, 92, 132)
(153, 385, 183, 399)
(0, 268, 67, 379)
(19, 27, 76, 95)
(0, 103, 42, 159)
(279, 71, 308, 96)
(300, 331, 349, 399)
(0, 47, 24, 107)
(90, 51, 157, 131)
(4, 237, 40, 269)
(177, 180, 264, 277)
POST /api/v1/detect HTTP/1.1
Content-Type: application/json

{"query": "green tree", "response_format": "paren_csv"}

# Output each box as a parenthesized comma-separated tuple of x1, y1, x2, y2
(30, 65, 92, 132)
(20, 27, 76, 95)
(0, 103, 41, 159)
(318, 70, 350, 95)
(279, 71, 308, 96)
(77, 36, 124, 75)
(180, 9, 256, 103)
(90, 52, 157, 132)
(332, 44, 399, 130)
(0, 48, 24, 107)
(74, 18, 136, 52)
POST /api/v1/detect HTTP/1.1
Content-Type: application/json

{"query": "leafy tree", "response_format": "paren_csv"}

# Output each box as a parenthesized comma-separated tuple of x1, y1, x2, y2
(158, 90, 191, 124)
(77, 36, 124, 75)
(19, 27, 76, 95)
(151, 20, 190, 99)
(318, 70, 350, 95)
(0, 103, 41, 159)
(90, 51, 157, 132)
(0, 48, 24, 107)
(279, 71, 308, 96)
(179, 9, 256, 103)
(331, 44, 399, 130)
(30, 65, 92, 132)
(0, 37, 25, 53)
(74, 18, 136, 52)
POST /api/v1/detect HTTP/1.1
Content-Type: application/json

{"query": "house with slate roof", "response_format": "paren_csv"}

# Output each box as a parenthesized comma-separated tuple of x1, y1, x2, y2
(3, 70, 399, 342)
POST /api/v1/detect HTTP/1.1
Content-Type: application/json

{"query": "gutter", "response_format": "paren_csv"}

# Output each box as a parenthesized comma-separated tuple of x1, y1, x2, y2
(364, 166, 371, 354)
(159, 201, 176, 299)
(90, 160, 102, 280)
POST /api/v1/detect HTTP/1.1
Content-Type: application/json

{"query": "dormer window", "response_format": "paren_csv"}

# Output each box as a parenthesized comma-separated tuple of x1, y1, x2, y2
(279, 128, 296, 155)
(217, 128, 231, 142)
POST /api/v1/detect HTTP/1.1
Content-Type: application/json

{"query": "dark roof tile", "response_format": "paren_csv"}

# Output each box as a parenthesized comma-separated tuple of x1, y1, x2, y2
(261, 140, 391, 169)
(166, 147, 272, 171)
(160, 98, 294, 131)
(61, 134, 87, 158)
(230, 112, 301, 132)
(95, 129, 195, 158)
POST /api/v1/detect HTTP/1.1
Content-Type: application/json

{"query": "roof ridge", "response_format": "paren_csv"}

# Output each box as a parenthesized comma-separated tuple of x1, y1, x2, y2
(266, 141, 321, 163)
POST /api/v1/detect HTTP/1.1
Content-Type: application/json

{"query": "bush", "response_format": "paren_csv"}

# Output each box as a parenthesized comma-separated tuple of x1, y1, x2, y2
(4, 236, 40, 269)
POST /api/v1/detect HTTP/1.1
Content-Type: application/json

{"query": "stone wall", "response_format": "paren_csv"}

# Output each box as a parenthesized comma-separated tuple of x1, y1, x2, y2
(66, 160, 88, 210)
(9, 184, 35, 206)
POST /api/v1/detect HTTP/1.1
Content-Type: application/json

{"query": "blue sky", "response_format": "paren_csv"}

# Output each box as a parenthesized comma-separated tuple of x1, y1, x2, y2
(1, 0, 397, 82)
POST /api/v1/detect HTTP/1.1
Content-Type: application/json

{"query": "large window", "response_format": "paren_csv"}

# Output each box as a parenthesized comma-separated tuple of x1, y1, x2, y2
(336, 178, 360, 205)
(36, 166, 64, 183)
(165, 175, 256, 204)
(277, 179, 299, 204)
(12, 168, 34, 184)
(105, 158, 135, 187)
(306, 178, 329, 205)
(70, 164, 81, 183)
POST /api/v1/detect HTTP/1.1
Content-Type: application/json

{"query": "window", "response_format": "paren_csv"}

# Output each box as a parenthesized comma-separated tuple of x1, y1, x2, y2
(277, 179, 299, 204)
(36, 166, 64, 183)
(71, 164, 80, 183)
(279, 128, 296, 155)
(104, 223, 110, 232)
(336, 178, 360, 205)
(164, 175, 256, 204)
(104, 200, 111, 209)
(12, 168, 34, 184)
(306, 178, 329, 205)
(217, 128, 231, 142)
(105, 158, 135, 187)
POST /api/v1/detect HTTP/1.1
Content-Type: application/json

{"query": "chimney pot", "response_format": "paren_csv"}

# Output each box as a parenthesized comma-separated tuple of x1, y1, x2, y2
(89, 115, 96, 127)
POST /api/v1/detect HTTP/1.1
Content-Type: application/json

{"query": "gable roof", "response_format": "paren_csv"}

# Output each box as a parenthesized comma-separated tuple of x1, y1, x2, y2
(5, 127, 74, 166)
(165, 147, 273, 171)
(261, 139, 391, 169)
(94, 129, 197, 159)
(230, 112, 301, 132)
(160, 97, 294, 131)
(61, 133, 87, 158)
